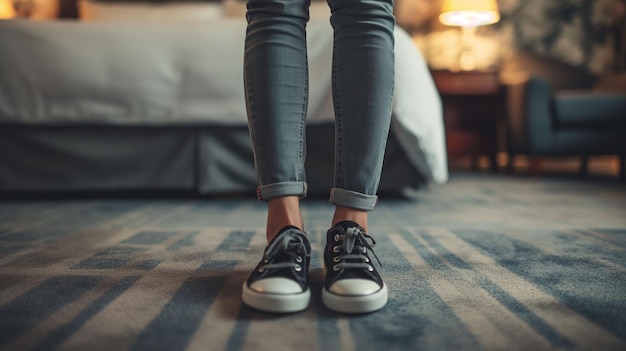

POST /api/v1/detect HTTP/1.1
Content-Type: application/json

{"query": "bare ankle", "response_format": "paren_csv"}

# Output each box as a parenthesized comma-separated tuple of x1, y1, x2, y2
(266, 196, 304, 242)
(332, 206, 368, 232)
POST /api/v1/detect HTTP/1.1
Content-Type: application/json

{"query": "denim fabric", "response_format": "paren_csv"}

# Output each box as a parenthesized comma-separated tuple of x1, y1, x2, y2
(244, 0, 395, 211)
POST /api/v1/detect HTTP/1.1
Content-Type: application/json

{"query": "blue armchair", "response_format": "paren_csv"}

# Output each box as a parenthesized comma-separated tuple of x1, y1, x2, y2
(505, 53, 626, 179)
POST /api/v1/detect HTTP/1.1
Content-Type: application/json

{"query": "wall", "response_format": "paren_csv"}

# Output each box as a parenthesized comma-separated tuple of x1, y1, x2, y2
(395, 0, 623, 75)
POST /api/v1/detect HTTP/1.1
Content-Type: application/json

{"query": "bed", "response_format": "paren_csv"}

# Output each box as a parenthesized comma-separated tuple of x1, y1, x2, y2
(0, 0, 447, 196)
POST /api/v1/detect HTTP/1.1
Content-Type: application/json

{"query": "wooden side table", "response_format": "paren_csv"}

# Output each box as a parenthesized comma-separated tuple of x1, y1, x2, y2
(431, 70, 506, 171)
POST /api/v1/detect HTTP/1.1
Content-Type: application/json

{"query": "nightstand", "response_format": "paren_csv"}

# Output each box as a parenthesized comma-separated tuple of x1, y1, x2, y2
(431, 69, 506, 171)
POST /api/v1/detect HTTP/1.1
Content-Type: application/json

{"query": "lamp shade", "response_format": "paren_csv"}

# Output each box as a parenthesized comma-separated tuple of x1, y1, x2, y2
(0, 0, 15, 19)
(439, 0, 500, 28)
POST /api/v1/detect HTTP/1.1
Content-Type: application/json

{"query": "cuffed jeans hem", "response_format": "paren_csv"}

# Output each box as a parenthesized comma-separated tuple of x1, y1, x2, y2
(329, 188, 378, 211)
(258, 182, 308, 201)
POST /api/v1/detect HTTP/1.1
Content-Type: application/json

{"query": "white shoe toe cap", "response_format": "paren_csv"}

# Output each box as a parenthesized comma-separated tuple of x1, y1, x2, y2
(249, 277, 302, 294)
(328, 278, 381, 296)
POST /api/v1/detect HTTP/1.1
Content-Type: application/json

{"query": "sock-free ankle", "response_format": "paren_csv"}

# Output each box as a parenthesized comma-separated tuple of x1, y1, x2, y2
(333, 221, 363, 231)
(268, 225, 304, 243)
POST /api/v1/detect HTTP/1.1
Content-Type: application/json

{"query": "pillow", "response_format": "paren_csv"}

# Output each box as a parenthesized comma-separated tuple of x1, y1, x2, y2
(78, 0, 223, 22)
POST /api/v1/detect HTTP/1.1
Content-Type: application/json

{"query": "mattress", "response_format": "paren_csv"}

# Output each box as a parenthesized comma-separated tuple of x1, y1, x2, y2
(0, 17, 448, 186)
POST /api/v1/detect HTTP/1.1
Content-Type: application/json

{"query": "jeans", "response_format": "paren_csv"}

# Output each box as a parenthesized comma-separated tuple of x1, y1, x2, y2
(244, 0, 395, 211)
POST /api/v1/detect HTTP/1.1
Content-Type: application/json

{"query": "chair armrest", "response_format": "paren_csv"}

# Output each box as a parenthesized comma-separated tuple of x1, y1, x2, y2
(506, 76, 555, 154)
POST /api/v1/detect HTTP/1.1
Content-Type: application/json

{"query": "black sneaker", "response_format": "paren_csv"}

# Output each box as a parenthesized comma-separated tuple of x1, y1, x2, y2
(322, 221, 388, 313)
(242, 226, 311, 313)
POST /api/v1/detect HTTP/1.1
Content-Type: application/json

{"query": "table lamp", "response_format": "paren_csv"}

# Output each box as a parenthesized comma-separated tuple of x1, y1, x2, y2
(0, 0, 15, 19)
(439, 0, 500, 71)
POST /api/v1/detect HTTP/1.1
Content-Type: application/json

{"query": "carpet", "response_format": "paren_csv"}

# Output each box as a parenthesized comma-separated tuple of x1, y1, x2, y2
(1, 173, 625, 351)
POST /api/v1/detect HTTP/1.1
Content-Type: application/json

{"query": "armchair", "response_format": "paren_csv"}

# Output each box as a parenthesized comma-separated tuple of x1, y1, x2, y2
(504, 52, 626, 179)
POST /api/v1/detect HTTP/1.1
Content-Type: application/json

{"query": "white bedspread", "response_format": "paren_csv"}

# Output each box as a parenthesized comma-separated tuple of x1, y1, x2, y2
(0, 18, 447, 183)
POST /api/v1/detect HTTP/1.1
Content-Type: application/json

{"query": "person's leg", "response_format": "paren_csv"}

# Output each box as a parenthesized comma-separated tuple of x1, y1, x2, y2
(329, 0, 395, 228)
(323, 0, 395, 314)
(244, 0, 311, 242)
(241, 0, 313, 313)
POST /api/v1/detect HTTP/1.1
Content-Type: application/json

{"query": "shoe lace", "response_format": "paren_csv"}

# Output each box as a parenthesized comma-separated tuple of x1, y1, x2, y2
(259, 231, 310, 272)
(333, 227, 382, 270)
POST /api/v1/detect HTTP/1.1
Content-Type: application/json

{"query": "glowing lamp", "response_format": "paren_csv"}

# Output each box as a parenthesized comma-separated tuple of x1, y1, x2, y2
(0, 0, 15, 19)
(439, 0, 500, 28)
(439, 0, 500, 70)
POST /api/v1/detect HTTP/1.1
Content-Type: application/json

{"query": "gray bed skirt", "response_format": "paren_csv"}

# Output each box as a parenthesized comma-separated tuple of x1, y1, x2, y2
(0, 124, 425, 197)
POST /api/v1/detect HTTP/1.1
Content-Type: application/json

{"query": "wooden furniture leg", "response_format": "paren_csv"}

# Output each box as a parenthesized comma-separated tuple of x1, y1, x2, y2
(580, 156, 589, 176)
(490, 152, 498, 173)
(506, 154, 515, 174)
(529, 157, 543, 177)
(471, 156, 480, 171)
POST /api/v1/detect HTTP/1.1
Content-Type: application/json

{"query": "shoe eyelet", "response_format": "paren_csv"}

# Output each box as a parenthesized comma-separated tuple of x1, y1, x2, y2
(334, 234, 340, 242)
(294, 265, 302, 272)
(258, 268, 265, 273)
(263, 259, 269, 263)
(333, 265, 340, 271)
(332, 246, 341, 253)
(333, 256, 341, 263)
(362, 248, 367, 253)
(364, 257, 370, 263)
(368, 265, 374, 272)
(296, 256, 303, 263)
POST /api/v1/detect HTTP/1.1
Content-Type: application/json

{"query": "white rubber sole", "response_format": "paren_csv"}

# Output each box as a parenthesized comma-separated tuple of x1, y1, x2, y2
(322, 283, 388, 314)
(242, 282, 311, 313)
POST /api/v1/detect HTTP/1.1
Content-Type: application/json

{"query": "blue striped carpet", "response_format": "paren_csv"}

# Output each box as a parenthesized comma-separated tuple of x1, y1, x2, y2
(0, 173, 625, 351)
